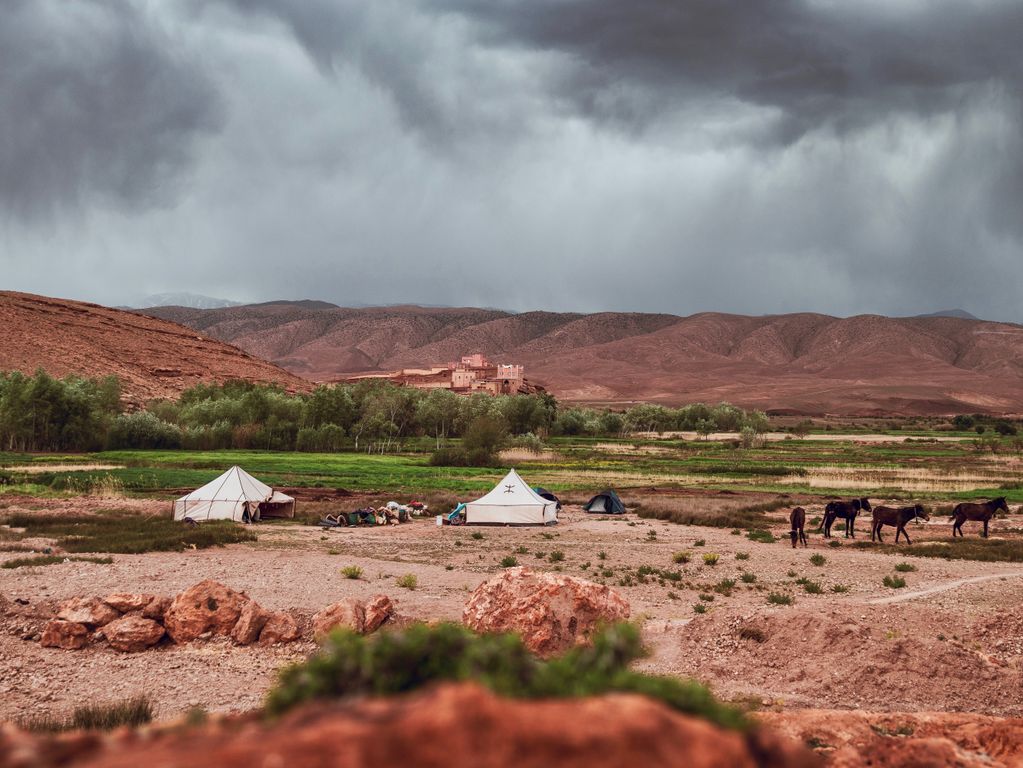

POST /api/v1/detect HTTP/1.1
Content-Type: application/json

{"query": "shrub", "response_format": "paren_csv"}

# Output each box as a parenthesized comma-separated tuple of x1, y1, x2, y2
(514, 545, 528, 555)
(883, 575, 906, 589)
(548, 550, 565, 563)
(694, 539, 706, 547)
(672, 551, 691, 564)
(746, 529, 775, 544)
(831, 584, 849, 593)
(341, 565, 363, 580)
(767, 592, 793, 605)
(740, 572, 756, 583)
(597, 550, 607, 560)
(396, 573, 418, 590)
(738, 626, 766, 643)
(802, 581, 824, 594)
(471, 532, 484, 540)
(809, 554, 826, 567)
(828, 540, 842, 548)
(500, 556, 518, 568)
(698, 593, 715, 602)
(702, 553, 720, 566)
(894, 562, 916, 573)
(714, 578, 736, 595)
(265, 623, 747, 730)
(2, 555, 112, 569)
(735, 552, 750, 561)
(19, 696, 152, 733)
(693, 603, 708, 614)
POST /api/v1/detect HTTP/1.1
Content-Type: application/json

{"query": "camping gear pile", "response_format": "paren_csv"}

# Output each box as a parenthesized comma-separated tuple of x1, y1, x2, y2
(319, 500, 429, 529)
(173, 466, 295, 523)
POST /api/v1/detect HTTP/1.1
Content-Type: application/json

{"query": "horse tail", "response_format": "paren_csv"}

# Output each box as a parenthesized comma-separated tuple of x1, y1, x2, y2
(950, 503, 963, 518)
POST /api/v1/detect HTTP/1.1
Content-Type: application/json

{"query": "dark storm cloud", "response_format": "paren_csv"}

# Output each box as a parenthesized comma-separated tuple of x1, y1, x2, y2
(0, 0, 221, 220)
(1, 0, 1021, 322)
(440, 0, 1023, 143)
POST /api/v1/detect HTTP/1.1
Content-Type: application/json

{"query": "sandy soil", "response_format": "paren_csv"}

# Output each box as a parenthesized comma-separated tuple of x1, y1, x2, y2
(2, 497, 1022, 724)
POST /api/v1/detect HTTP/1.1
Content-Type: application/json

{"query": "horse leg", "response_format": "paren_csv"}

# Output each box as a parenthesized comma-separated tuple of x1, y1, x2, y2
(801, 529, 808, 547)
(952, 517, 961, 538)
(983, 518, 989, 538)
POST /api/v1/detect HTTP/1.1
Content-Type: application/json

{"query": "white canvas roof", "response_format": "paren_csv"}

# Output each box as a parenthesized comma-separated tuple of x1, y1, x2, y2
(173, 466, 293, 522)
(464, 469, 557, 525)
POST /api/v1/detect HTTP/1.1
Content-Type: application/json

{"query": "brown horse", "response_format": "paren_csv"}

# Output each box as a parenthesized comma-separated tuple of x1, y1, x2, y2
(951, 497, 1009, 538)
(822, 498, 871, 538)
(871, 504, 929, 544)
(789, 507, 807, 548)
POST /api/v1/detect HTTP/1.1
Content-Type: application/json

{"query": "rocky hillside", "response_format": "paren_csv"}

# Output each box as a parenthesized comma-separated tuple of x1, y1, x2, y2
(141, 302, 1023, 415)
(0, 292, 310, 404)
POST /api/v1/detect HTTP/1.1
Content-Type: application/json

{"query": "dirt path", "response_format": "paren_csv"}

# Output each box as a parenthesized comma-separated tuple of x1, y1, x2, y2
(866, 572, 1023, 605)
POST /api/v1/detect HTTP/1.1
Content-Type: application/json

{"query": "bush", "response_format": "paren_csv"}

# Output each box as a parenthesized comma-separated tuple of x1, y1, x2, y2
(106, 412, 182, 449)
(672, 551, 691, 564)
(341, 565, 363, 580)
(738, 625, 765, 643)
(702, 553, 720, 566)
(429, 446, 497, 467)
(265, 623, 747, 730)
(500, 556, 518, 568)
(883, 575, 907, 589)
(831, 584, 849, 593)
(767, 593, 793, 605)
(548, 550, 565, 563)
(802, 581, 824, 594)
(809, 554, 826, 567)
(2, 555, 112, 569)
(396, 573, 418, 590)
(740, 572, 756, 583)
(735, 552, 750, 561)
(746, 529, 775, 544)
(694, 539, 706, 547)
(693, 603, 708, 614)
(894, 562, 916, 572)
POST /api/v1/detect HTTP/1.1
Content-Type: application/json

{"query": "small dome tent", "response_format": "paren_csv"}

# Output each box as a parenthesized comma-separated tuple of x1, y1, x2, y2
(532, 487, 561, 510)
(173, 466, 295, 523)
(583, 489, 625, 515)
(465, 469, 558, 526)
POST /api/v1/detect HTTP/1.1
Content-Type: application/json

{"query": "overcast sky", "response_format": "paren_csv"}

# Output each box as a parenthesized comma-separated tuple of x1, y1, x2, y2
(2, 0, 1021, 321)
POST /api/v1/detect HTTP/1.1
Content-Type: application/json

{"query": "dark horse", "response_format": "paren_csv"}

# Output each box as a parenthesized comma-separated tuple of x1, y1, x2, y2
(822, 498, 871, 538)
(871, 504, 929, 544)
(951, 497, 1009, 538)
(789, 507, 807, 548)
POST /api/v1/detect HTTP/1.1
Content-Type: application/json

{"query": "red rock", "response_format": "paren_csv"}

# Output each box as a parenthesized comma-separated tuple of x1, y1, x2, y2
(163, 581, 251, 643)
(102, 615, 165, 652)
(0, 683, 816, 767)
(142, 596, 172, 621)
(258, 612, 301, 645)
(312, 598, 365, 637)
(462, 567, 630, 656)
(230, 601, 269, 646)
(102, 593, 156, 614)
(57, 597, 120, 628)
(363, 595, 394, 634)
(40, 620, 90, 650)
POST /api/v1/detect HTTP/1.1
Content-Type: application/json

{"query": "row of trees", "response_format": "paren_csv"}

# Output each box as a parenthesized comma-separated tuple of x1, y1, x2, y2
(1, 370, 773, 453)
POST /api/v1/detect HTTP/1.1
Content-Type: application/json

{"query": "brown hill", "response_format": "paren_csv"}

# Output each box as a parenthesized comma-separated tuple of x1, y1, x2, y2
(0, 292, 310, 405)
(140, 303, 1023, 415)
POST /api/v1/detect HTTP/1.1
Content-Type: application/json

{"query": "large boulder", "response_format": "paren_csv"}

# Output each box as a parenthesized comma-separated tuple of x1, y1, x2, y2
(40, 620, 90, 650)
(231, 601, 270, 646)
(312, 598, 365, 637)
(258, 612, 301, 645)
(102, 615, 165, 653)
(363, 595, 395, 634)
(462, 567, 630, 656)
(103, 593, 156, 614)
(57, 597, 120, 628)
(163, 581, 251, 643)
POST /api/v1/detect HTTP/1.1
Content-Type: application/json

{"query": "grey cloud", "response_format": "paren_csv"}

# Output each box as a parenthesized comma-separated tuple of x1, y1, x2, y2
(0, 0, 221, 220)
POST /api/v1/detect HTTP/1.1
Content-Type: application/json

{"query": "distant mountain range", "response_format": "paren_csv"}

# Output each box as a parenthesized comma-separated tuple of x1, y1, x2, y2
(137, 292, 242, 310)
(139, 302, 1023, 416)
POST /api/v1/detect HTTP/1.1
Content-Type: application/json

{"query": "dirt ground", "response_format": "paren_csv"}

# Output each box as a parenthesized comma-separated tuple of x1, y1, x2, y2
(2, 493, 1023, 727)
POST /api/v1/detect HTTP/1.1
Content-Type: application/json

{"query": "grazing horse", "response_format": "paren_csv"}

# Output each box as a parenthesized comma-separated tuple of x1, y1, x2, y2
(871, 504, 930, 544)
(822, 498, 871, 538)
(789, 507, 808, 548)
(951, 497, 1009, 538)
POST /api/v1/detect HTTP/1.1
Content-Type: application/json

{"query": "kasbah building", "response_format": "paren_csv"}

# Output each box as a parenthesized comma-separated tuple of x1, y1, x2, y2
(346, 354, 538, 396)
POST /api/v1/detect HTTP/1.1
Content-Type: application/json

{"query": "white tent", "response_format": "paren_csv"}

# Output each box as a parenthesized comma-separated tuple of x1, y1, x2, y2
(464, 469, 557, 526)
(173, 466, 295, 522)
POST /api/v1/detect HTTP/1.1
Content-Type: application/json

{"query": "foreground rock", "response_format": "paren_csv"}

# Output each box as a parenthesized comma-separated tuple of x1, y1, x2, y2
(57, 598, 120, 628)
(101, 616, 165, 653)
(362, 595, 395, 634)
(230, 602, 270, 646)
(163, 580, 251, 643)
(313, 598, 365, 637)
(463, 568, 630, 656)
(102, 594, 156, 614)
(258, 612, 301, 645)
(40, 620, 90, 650)
(764, 709, 1023, 768)
(0, 684, 815, 768)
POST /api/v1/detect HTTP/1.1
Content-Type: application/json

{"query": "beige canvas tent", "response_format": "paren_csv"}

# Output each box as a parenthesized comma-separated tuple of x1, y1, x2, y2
(464, 469, 557, 526)
(173, 466, 295, 523)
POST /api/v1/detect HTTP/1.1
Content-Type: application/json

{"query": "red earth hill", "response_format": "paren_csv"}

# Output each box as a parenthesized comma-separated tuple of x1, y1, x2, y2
(140, 302, 1023, 416)
(0, 292, 311, 405)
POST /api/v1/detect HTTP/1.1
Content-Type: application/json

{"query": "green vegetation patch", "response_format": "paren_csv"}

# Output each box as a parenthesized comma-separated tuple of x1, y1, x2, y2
(2, 512, 255, 554)
(2, 554, 113, 569)
(266, 622, 746, 730)
(18, 696, 152, 733)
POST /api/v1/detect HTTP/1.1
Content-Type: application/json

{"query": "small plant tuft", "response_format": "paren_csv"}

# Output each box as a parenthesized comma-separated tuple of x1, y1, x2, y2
(883, 575, 907, 589)
(340, 565, 363, 580)
(396, 573, 418, 590)
(767, 592, 793, 606)
(809, 554, 826, 567)
(702, 553, 720, 566)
